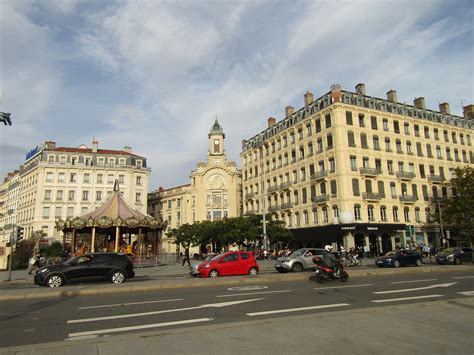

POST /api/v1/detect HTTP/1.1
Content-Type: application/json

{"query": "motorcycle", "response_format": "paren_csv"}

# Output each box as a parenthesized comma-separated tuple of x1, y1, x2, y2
(310, 256, 349, 283)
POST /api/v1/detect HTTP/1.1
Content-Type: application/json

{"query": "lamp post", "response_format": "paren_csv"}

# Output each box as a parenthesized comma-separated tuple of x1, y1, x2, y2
(436, 198, 445, 249)
(258, 142, 268, 251)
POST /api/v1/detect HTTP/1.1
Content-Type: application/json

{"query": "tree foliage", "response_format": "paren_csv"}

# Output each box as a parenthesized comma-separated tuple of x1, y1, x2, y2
(171, 214, 293, 252)
(442, 166, 474, 242)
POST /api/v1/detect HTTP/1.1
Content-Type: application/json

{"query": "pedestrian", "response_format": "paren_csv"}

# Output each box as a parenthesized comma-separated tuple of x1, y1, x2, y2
(263, 249, 268, 261)
(182, 247, 191, 267)
(27, 251, 40, 275)
(363, 244, 369, 258)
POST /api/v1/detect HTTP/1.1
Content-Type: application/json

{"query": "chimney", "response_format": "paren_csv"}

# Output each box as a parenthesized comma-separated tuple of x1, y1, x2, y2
(387, 90, 398, 103)
(285, 105, 294, 117)
(463, 104, 474, 119)
(304, 91, 314, 106)
(44, 141, 56, 150)
(355, 83, 366, 95)
(267, 117, 276, 128)
(439, 103, 450, 115)
(331, 84, 341, 103)
(414, 97, 425, 110)
(123, 145, 132, 154)
(92, 139, 98, 153)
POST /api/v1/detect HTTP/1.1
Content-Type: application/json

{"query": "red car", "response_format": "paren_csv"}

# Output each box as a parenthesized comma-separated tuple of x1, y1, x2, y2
(197, 251, 259, 278)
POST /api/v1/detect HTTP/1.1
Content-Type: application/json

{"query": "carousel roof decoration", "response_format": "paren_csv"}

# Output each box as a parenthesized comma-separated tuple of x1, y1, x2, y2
(55, 180, 167, 231)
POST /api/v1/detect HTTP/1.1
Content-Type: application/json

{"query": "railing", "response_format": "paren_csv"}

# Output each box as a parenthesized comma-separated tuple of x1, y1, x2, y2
(280, 181, 292, 190)
(280, 202, 293, 210)
(245, 192, 255, 199)
(267, 185, 279, 193)
(399, 195, 417, 203)
(312, 194, 329, 205)
(396, 171, 415, 180)
(427, 175, 444, 183)
(268, 205, 279, 212)
(362, 192, 385, 201)
(310, 171, 328, 181)
(359, 167, 381, 176)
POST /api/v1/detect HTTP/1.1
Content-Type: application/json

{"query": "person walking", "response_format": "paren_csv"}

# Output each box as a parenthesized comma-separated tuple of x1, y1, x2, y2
(27, 251, 40, 275)
(182, 247, 191, 267)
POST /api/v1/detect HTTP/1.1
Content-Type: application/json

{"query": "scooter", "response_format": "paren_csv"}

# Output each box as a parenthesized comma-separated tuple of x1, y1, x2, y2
(310, 256, 349, 283)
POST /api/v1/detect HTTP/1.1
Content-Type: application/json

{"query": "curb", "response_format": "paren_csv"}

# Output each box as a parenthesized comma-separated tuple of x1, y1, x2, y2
(0, 264, 472, 302)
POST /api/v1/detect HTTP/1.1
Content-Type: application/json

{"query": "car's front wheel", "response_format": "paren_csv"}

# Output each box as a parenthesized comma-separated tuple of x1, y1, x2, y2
(291, 263, 303, 272)
(248, 267, 258, 276)
(415, 259, 422, 267)
(209, 269, 219, 278)
(393, 260, 400, 268)
(111, 270, 126, 284)
(46, 274, 64, 288)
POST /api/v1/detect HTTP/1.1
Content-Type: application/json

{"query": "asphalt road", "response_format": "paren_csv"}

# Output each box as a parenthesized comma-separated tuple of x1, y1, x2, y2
(0, 270, 473, 349)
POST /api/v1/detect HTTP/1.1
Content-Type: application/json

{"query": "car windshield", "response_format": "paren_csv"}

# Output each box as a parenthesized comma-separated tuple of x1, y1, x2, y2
(440, 248, 457, 254)
(290, 248, 306, 257)
(204, 254, 214, 261)
(385, 251, 397, 256)
(210, 254, 223, 261)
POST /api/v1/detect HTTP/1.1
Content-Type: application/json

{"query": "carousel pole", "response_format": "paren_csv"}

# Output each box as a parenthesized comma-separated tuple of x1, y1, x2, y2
(91, 227, 96, 253)
(115, 226, 120, 252)
(72, 229, 76, 255)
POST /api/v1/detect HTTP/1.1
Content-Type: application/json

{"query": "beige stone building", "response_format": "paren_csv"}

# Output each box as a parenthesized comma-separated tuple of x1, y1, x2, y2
(241, 84, 473, 254)
(148, 120, 242, 254)
(9, 140, 150, 243)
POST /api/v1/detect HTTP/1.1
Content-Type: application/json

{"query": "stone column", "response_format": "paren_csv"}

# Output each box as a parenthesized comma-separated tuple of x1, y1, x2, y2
(343, 232, 355, 250)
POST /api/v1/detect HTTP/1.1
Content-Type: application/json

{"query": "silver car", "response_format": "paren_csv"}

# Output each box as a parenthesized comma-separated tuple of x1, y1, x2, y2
(189, 254, 215, 276)
(275, 248, 325, 273)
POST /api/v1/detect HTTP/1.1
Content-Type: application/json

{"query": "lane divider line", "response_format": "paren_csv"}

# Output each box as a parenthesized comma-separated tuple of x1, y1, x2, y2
(67, 318, 213, 338)
(391, 279, 438, 284)
(371, 295, 443, 303)
(246, 303, 350, 316)
(373, 282, 457, 294)
(79, 298, 184, 310)
(452, 276, 474, 280)
(216, 290, 291, 298)
(457, 291, 474, 296)
(314, 284, 374, 290)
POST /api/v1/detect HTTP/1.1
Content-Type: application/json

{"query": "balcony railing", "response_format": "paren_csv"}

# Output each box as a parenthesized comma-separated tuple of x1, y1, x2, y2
(267, 185, 279, 193)
(362, 192, 385, 201)
(427, 174, 444, 183)
(268, 205, 279, 212)
(280, 181, 292, 190)
(245, 192, 255, 199)
(280, 202, 293, 210)
(359, 167, 381, 176)
(310, 171, 328, 181)
(399, 195, 417, 203)
(312, 194, 329, 205)
(396, 171, 415, 180)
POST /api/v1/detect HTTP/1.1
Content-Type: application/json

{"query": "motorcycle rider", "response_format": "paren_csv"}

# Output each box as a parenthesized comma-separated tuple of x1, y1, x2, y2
(322, 245, 340, 276)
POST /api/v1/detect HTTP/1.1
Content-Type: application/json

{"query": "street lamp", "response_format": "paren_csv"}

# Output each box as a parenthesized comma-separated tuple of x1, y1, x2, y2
(436, 198, 446, 249)
(258, 141, 269, 251)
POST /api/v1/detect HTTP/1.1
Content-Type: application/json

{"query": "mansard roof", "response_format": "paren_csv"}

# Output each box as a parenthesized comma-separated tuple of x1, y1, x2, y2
(209, 119, 225, 137)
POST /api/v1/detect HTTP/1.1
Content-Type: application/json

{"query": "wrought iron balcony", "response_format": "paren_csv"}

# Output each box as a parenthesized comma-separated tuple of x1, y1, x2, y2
(280, 181, 292, 190)
(399, 195, 417, 203)
(359, 167, 381, 177)
(280, 202, 293, 210)
(362, 192, 385, 201)
(267, 185, 279, 193)
(427, 174, 444, 183)
(268, 205, 279, 212)
(312, 194, 329, 205)
(310, 171, 328, 182)
(245, 192, 255, 199)
(396, 171, 415, 180)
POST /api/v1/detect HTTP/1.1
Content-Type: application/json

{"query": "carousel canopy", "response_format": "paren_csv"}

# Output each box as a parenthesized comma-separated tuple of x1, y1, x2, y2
(56, 181, 166, 231)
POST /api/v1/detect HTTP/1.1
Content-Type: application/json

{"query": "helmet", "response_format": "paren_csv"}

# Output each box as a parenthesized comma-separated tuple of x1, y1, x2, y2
(324, 245, 333, 252)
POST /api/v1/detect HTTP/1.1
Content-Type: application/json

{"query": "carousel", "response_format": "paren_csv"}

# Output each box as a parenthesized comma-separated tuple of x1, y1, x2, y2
(55, 181, 167, 263)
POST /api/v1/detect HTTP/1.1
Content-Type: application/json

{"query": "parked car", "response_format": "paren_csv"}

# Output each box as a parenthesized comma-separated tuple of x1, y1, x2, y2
(275, 248, 325, 273)
(436, 247, 473, 265)
(34, 252, 135, 287)
(196, 251, 259, 278)
(189, 254, 215, 276)
(376, 250, 422, 268)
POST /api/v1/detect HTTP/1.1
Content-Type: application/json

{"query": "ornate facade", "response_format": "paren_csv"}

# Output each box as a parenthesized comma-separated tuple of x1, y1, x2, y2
(241, 84, 473, 253)
(148, 120, 242, 254)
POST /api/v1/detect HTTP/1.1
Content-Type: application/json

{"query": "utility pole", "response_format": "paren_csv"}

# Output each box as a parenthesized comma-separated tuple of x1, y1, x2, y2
(437, 198, 445, 249)
(259, 142, 268, 251)
(6, 225, 16, 281)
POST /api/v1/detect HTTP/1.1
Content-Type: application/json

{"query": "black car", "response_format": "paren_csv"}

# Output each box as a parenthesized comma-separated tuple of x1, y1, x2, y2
(436, 247, 473, 265)
(34, 252, 135, 287)
(376, 250, 423, 268)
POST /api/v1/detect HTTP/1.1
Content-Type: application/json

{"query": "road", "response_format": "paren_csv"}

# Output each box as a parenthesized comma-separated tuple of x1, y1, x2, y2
(0, 269, 473, 352)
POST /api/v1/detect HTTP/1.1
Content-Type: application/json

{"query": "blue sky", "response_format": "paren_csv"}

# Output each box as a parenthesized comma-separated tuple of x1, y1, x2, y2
(1, 0, 473, 189)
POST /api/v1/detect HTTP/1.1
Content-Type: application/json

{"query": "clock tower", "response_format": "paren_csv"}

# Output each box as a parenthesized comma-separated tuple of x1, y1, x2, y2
(208, 119, 225, 158)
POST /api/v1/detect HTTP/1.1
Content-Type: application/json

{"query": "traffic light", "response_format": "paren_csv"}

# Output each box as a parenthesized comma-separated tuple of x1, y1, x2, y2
(1, 112, 12, 126)
(16, 226, 24, 242)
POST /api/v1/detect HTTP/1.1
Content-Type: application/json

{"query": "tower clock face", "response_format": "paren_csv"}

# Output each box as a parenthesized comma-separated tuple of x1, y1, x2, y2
(214, 139, 219, 145)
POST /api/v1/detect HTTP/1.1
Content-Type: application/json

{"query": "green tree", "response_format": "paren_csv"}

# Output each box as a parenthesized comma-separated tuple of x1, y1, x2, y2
(44, 241, 63, 258)
(441, 166, 474, 243)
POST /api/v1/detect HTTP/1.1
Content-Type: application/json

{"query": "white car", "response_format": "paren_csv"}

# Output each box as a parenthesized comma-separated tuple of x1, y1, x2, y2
(189, 254, 215, 276)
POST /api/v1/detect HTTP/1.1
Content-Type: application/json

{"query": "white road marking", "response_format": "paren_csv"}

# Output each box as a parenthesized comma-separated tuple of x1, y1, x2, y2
(228, 286, 268, 291)
(79, 298, 184, 310)
(391, 279, 438, 284)
(457, 291, 474, 296)
(452, 276, 474, 279)
(371, 295, 443, 303)
(65, 335, 99, 341)
(246, 303, 350, 316)
(373, 282, 457, 294)
(67, 318, 212, 338)
(314, 284, 374, 290)
(217, 290, 291, 298)
(68, 298, 263, 324)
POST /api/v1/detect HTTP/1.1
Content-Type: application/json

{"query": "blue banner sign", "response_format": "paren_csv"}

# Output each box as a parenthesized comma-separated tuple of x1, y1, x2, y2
(25, 146, 39, 161)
